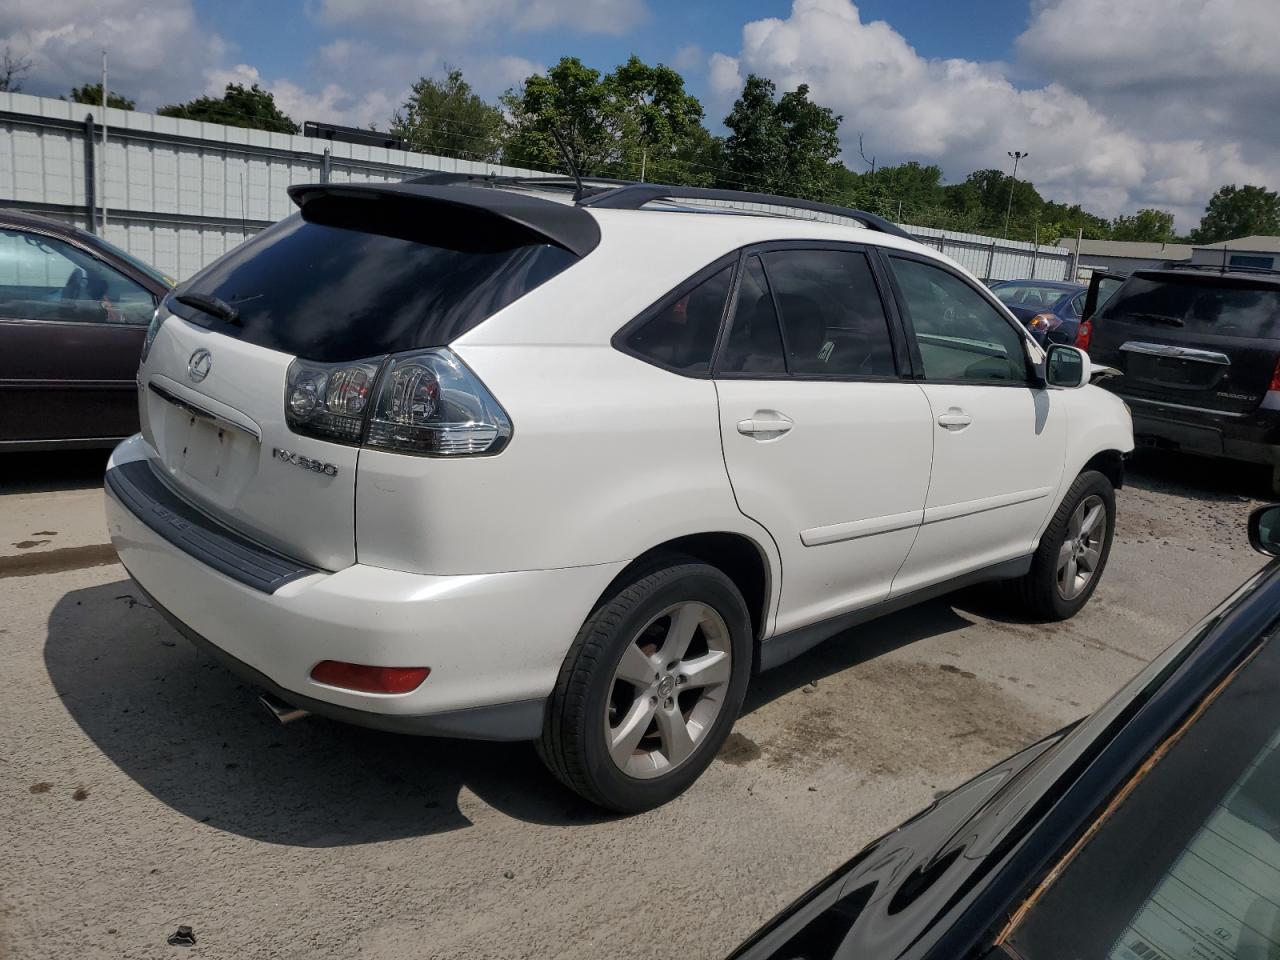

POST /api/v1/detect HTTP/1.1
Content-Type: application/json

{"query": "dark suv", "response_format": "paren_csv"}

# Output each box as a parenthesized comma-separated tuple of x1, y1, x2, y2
(1079, 264, 1280, 492)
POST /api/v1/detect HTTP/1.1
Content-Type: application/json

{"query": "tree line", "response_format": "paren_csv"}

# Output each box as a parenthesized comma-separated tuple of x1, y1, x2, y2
(9, 49, 1278, 246)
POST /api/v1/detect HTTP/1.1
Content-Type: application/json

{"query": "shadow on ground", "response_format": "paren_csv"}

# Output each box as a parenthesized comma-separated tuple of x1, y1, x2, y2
(1125, 448, 1269, 502)
(1, 449, 111, 495)
(46, 577, 974, 846)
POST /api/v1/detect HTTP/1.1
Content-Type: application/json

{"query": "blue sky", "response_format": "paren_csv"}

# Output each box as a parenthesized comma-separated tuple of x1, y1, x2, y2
(4, 0, 1277, 229)
(195, 0, 1032, 109)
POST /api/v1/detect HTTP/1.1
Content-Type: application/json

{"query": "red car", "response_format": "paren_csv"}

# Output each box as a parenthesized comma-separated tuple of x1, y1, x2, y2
(0, 210, 173, 450)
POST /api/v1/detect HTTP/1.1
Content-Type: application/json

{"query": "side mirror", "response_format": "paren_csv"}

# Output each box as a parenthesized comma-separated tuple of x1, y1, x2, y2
(1045, 344, 1091, 388)
(1248, 504, 1280, 557)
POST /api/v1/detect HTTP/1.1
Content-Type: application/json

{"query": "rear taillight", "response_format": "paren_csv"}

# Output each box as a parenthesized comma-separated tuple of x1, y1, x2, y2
(310, 661, 430, 694)
(1074, 318, 1093, 352)
(1269, 357, 1280, 393)
(365, 350, 511, 456)
(139, 304, 168, 364)
(285, 357, 382, 444)
(284, 348, 511, 457)
(1027, 312, 1062, 335)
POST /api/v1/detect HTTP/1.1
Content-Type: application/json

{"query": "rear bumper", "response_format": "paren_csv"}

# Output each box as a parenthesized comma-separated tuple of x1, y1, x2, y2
(104, 435, 626, 740)
(1121, 395, 1280, 466)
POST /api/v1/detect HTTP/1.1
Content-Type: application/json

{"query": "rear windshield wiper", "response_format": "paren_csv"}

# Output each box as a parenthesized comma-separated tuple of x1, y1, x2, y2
(175, 292, 241, 326)
(1129, 312, 1184, 327)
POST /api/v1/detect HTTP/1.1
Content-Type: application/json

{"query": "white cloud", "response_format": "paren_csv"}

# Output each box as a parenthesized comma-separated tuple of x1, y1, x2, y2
(672, 43, 703, 74)
(711, 0, 1280, 230)
(204, 63, 396, 130)
(315, 0, 647, 39)
(707, 52, 742, 99)
(0, 0, 226, 107)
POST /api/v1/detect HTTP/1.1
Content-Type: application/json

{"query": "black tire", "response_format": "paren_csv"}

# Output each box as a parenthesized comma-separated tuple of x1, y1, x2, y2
(1008, 469, 1116, 620)
(537, 555, 752, 813)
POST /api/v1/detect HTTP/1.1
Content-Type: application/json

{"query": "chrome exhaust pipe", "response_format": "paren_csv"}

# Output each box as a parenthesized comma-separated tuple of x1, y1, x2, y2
(259, 692, 310, 725)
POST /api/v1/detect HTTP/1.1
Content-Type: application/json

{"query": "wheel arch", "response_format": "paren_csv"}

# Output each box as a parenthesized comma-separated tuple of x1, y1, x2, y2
(597, 531, 776, 658)
(1081, 448, 1125, 490)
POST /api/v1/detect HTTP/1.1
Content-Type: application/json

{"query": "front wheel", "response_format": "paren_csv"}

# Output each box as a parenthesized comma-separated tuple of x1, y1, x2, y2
(1009, 470, 1116, 620)
(537, 557, 752, 813)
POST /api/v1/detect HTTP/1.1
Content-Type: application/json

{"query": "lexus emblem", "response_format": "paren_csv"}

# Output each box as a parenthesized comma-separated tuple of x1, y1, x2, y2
(187, 348, 212, 383)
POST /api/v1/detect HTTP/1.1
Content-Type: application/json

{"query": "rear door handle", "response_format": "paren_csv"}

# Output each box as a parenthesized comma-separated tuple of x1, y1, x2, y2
(937, 408, 972, 430)
(737, 412, 793, 437)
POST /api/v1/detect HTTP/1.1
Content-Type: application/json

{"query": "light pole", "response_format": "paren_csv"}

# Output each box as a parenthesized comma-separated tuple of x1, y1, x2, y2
(1003, 150, 1027, 239)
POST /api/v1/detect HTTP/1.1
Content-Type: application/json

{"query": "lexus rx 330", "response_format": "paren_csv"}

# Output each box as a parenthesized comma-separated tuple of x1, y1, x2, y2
(104, 178, 1134, 812)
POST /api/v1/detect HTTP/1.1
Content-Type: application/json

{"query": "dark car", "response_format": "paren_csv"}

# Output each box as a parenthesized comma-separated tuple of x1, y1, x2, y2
(990, 279, 1087, 345)
(729, 501, 1280, 960)
(1079, 265, 1280, 493)
(0, 210, 173, 451)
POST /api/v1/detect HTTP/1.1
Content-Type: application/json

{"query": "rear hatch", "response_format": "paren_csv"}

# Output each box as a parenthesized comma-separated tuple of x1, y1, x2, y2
(1088, 270, 1280, 415)
(139, 183, 590, 571)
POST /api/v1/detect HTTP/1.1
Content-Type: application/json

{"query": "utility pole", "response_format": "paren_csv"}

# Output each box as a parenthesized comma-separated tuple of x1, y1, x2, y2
(1002, 150, 1026, 239)
(100, 50, 108, 231)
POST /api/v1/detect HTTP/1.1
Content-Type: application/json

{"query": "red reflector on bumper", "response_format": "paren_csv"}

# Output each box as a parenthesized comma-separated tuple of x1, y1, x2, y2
(310, 661, 430, 694)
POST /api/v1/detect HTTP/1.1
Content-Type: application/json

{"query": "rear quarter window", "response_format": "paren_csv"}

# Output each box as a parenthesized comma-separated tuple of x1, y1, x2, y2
(619, 264, 734, 376)
(169, 198, 579, 362)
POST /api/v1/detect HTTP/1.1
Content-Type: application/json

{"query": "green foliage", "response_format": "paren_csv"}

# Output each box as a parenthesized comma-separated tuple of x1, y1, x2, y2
(158, 83, 299, 134)
(1110, 208, 1176, 243)
(390, 67, 505, 161)
(502, 55, 708, 183)
(1190, 184, 1280, 244)
(722, 74, 842, 199)
(67, 82, 134, 110)
(608, 55, 704, 181)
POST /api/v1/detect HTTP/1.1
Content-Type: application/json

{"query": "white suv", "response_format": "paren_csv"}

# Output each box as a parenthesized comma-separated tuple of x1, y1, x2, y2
(105, 178, 1134, 811)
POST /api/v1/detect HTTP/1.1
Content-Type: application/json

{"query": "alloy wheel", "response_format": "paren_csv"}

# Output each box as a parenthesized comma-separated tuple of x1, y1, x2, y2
(1057, 494, 1106, 600)
(604, 601, 733, 779)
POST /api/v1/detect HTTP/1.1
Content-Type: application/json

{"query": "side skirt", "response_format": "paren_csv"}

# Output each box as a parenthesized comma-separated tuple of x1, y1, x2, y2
(758, 555, 1033, 672)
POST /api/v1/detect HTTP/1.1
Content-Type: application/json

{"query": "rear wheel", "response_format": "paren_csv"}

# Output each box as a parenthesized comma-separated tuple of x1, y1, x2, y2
(537, 557, 751, 813)
(1009, 470, 1115, 620)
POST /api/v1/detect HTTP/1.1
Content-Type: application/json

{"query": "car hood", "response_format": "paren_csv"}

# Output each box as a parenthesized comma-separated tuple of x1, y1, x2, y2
(727, 730, 1066, 960)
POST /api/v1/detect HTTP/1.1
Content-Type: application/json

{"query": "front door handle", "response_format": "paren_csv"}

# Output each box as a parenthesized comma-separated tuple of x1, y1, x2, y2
(937, 408, 972, 430)
(737, 411, 793, 437)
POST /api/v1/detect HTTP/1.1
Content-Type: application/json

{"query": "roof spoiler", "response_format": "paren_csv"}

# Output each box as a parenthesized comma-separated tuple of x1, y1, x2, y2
(286, 182, 602, 258)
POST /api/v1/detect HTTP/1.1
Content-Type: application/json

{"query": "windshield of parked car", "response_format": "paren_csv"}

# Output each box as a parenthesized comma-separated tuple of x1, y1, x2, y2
(168, 197, 579, 362)
(1005, 630, 1280, 960)
(994, 283, 1075, 308)
(1099, 273, 1280, 338)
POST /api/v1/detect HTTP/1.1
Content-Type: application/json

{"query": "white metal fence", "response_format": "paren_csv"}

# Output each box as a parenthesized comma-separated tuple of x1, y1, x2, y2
(0, 92, 1072, 283)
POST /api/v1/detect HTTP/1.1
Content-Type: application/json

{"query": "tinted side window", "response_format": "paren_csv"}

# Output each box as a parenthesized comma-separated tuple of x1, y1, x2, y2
(720, 256, 786, 375)
(622, 264, 732, 375)
(0, 229, 155, 325)
(763, 249, 896, 377)
(889, 256, 1029, 383)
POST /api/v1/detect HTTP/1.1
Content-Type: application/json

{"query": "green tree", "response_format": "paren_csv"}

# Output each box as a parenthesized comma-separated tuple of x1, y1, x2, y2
(835, 160, 944, 221)
(1109, 208, 1176, 243)
(67, 82, 135, 110)
(722, 74, 842, 199)
(606, 55, 704, 181)
(502, 57, 613, 176)
(158, 83, 299, 134)
(390, 66, 504, 161)
(1190, 184, 1280, 244)
(502, 55, 710, 184)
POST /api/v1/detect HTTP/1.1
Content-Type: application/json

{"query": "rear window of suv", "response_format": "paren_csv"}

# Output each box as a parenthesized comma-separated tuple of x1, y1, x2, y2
(168, 195, 579, 362)
(1100, 273, 1280, 339)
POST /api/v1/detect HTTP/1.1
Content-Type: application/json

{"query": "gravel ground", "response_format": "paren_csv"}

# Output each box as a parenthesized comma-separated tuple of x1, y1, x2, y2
(0, 448, 1271, 960)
